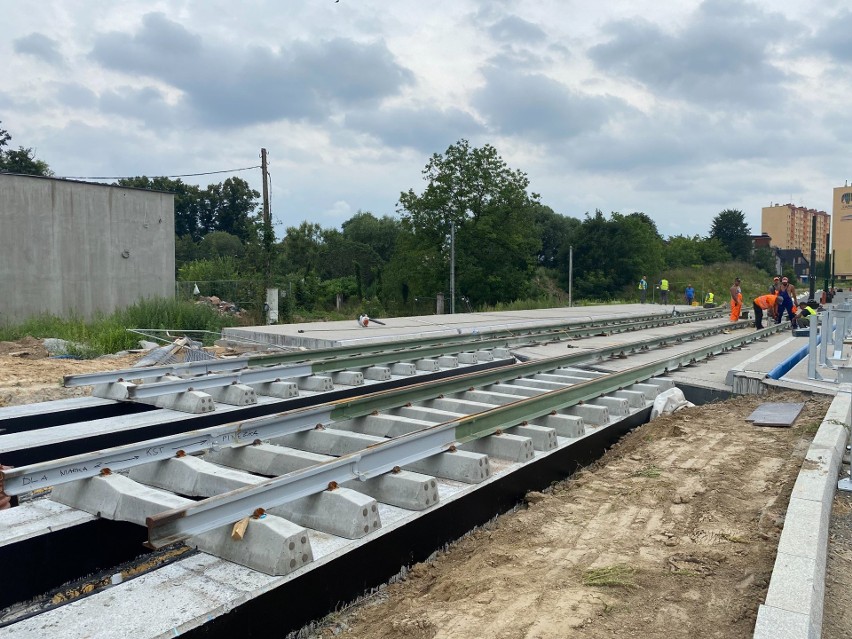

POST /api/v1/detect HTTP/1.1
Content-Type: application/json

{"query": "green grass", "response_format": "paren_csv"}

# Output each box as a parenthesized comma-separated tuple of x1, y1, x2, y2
(583, 564, 639, 589)
(0, 298, 239, 358)
(632, 465, 662, 478)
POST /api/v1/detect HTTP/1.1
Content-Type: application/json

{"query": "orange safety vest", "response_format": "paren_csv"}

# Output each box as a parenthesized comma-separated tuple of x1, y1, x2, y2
(754, 294, 778, 310)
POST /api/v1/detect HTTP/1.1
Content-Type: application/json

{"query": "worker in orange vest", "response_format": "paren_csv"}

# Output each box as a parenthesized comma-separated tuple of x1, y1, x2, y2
(730, 277, 743, 322)
(752, 293, 778, 329)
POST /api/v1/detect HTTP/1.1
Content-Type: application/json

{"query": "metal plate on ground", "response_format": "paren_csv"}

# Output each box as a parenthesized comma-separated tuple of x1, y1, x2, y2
(746, 402, 805, 427)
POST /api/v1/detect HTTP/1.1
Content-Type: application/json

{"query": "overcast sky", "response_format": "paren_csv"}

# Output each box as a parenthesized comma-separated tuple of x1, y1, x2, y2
(3, 0, 849, 239)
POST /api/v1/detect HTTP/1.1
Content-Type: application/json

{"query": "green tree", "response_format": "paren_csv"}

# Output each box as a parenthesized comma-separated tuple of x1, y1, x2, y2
(278, 221, 325, 275)
(752, 246, 776, 274)
(565, 211, 664, 298)
(196, 231, 244, 260)
(697, 237, 731, 264)
(201, 177, 260, 242)
(665, 235, 702, 269)
(0, 122, 52, 176)
(341, 211, 401, 263)
(531, 204, 580, 269)
(709, 209, 751, 261)
(397, 139, 541, 306)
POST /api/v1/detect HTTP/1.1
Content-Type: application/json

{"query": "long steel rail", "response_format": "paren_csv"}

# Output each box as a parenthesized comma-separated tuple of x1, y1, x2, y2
(145, 320, 784, 547)
(2, 315, 755, 494)
(62, 308, 725, 389)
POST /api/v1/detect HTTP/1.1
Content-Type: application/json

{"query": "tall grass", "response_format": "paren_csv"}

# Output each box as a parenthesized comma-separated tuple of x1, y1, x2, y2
(0, 298, 239, 358)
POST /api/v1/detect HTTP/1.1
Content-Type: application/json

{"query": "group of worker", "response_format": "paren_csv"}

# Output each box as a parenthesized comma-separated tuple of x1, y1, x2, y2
(638, 277, 712, 306)
(730, 275, 818, 330)
(638, 277, 714, 306)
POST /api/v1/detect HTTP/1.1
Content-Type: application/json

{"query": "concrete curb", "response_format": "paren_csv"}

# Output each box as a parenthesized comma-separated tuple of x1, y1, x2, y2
(753, 386, 851, 639)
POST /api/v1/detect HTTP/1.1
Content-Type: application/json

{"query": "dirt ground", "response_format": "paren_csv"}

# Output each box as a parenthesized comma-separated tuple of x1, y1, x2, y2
(303, 393, 846, 639)
(1, 340, 851, 638)
(0, 338, 144, 407)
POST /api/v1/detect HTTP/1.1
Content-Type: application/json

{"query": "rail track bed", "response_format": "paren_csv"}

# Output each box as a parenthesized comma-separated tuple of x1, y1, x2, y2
(0, 312, 783, 638)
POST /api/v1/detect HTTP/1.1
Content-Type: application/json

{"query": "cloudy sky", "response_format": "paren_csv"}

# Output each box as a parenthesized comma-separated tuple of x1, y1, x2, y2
(2, 0, 849, 239)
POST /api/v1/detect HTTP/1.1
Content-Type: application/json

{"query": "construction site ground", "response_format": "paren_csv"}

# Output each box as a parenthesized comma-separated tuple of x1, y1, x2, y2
(0, 338, 851, 638)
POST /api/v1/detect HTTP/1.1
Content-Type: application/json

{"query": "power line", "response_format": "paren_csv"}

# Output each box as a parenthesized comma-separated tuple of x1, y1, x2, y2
(56, 165, 262, 181)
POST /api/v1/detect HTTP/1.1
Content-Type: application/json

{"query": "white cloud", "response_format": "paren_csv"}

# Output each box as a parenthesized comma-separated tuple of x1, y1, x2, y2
(0, 0, 844, 241)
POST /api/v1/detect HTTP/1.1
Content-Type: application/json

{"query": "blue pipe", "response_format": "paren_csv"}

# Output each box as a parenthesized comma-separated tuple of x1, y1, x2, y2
(766, 335, 818, 380)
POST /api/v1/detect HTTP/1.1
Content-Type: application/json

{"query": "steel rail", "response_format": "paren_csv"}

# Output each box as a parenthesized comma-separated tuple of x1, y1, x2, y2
(146, 320, 784, 547)
(125, 364, 314, 399)
(63, 308, 723, 388)
(1, 317, 754, 494)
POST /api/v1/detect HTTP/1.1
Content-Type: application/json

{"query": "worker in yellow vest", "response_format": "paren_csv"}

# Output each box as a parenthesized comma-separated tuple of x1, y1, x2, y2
(658, 278, 669, 304)
(704, 291, 715, 307)
(638, 275, 648, 303)
(795, 305, 817, 328)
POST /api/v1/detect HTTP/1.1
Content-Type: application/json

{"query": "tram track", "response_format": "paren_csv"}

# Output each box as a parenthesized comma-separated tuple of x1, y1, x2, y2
(1, 308, 722, 435)
(0, 314, 781, 637)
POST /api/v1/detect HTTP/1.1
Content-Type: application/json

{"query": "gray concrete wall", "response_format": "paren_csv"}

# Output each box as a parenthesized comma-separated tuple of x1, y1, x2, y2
(0, 174, 175, 323)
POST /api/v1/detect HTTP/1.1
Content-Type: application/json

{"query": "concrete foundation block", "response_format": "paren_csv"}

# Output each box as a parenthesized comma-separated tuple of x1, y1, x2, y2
(363, 366, 392, 381)
(459, 390, 517, 405)
(250, 380, 299, 399)
(629, 383, 661, 399)
(344, 470, 439, 510)
(270, 428, 386, 456)
(426, 397, 495, 414)
(514, 378, 567, 390)
(128, 455, 262, 496)
(288, 376, 334, 392)
(530, 413, 585, 438)
(554, 368, 600, 379)
(475, 350, 494, 361)
(191, 514, 313, 576)
(613, 389, 648, 408)
(269, 487, 380, 539)
(205, 443, 332, 476)
(457, 353, 478, 364)
(205, 383, 257, 406)
(436, 356, 458, 368)
(567, 403, 610, 425)
(590, 396, 630, 416)
(149, 390, 216, 413)
(647, 377, 675, 390)
(506, 424, 558, 451)
(393, 405, 465, 422)
(405, 449, 490, 483)
(491, 348, 512, 359)
(488, 383, 541, 398)
(415, 359, 440, 372)
(333, 371, 364, 386)
(391, 362, 417, 376)
(51, 473, 190, 524)
(333, 414, 436, 438)
(461, 432, 534, 462)
(92, 380, 136, 401)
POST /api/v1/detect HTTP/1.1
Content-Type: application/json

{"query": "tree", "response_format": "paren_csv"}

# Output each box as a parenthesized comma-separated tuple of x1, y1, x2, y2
(341, 211, 401, 263)
(202, 177, 260, 242)
(709, 209, 751, 261)
(397, 139, 541, 306)
(530, 204, 580, 269)
(0, 121, 52, 176)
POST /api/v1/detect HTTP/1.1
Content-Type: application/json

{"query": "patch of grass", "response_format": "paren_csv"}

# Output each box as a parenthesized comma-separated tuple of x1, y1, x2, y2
(721, 532, 749, 544)
(0, 298, 238, 357)
(582, 564, 639, 589)
(632, 465, 662, 478)
(800, 421, 820, 435)
(669, 569, 701, 577)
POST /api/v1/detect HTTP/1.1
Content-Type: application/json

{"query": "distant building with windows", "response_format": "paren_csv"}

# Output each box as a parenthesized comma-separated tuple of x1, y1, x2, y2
(832, 185, 852, 281)
(761, 203, 830, 267)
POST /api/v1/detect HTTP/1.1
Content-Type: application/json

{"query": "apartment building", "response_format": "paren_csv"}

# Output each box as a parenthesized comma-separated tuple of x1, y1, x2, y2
(761, 203, 830, 267)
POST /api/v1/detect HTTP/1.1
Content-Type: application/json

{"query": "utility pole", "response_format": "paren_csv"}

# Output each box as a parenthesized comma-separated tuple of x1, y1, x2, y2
(808, 214, 817, 305)
(260, 148, 277, 324)
(450, 221, 455, 314)
(261, 148, 272, 286)
(568, 246, 573, 307)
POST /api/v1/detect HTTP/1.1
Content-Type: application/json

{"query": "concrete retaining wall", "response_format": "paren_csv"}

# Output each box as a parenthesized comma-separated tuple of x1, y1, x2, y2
(0, 174, 175, 323)
(753, 386, 851, 638)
